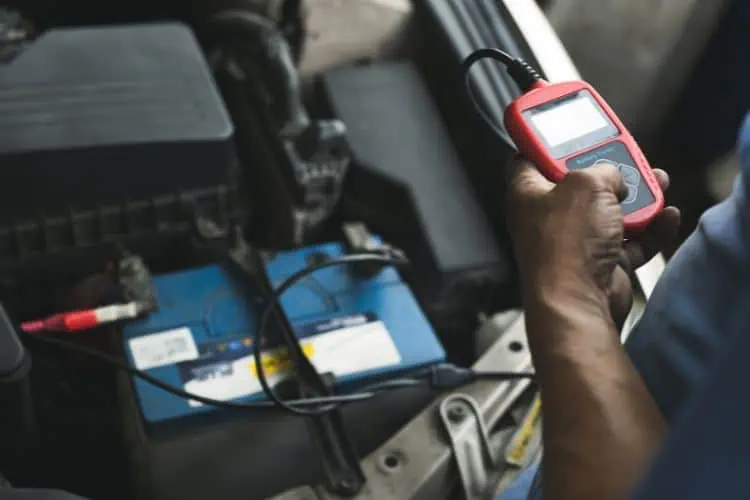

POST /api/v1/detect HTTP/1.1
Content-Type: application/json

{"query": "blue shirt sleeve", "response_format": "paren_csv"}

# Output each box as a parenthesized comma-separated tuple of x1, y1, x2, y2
(510, 114, 750, 500)
(628, 114, 750, 498)
(626, 114, 750, 421)
(631, 284, 750, 500)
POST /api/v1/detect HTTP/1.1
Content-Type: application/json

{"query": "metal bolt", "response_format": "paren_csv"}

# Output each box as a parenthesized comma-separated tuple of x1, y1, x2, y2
(447, 404, 468, 423)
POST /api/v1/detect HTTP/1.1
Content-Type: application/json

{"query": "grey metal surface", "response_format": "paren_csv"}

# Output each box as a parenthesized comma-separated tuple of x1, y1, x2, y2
(547, 0, 730, 138)
(270, 315, 534, 500)
(440, 394, 498, 500)
(499, 0, 579, 83)
(300, 0, 413, 77)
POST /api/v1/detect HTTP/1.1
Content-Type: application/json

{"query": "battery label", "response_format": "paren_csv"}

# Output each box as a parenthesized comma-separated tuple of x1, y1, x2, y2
(128, 327, 200, 370)
(177, 313, 401, 407)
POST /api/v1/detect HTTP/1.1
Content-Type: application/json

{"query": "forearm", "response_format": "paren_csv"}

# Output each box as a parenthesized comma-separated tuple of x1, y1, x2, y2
(525, 288, 666, 500)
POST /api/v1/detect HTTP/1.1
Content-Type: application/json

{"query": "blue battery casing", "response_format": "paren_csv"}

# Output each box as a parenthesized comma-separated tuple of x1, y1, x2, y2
(122, 242, 445, 427)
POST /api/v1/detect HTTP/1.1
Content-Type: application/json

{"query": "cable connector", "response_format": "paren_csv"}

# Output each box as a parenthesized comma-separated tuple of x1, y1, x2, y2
(461, 47, 543, 95)
(505, 58, 543, 93)
(422, 364, 477, 390)
(342, 223, 408, 277)
(419, 363, 536, 390)
(20, 302, 148, 334)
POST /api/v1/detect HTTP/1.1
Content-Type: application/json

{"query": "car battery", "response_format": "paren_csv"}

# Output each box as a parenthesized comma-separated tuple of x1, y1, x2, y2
(121, 241, 446, 428)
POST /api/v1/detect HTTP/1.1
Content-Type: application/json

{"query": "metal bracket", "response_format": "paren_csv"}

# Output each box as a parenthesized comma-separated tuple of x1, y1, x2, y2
(270, 314, 535, 500)
(440, 394, 497, 500)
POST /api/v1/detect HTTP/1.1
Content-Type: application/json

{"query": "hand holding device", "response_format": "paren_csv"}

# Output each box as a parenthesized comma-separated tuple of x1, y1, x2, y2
(461, 49, 664, 233)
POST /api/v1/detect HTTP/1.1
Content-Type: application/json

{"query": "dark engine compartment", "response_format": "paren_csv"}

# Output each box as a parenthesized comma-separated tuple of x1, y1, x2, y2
(0, 2, 525, 499)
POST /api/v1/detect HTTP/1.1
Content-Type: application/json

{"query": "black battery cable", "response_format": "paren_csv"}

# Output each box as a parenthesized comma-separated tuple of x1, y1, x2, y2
(26, 253, 535, 414)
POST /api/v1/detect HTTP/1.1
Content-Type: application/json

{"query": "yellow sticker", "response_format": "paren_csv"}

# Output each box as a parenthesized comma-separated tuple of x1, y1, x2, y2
(506, 394, 542, 466)
(249, 344, 316, 378)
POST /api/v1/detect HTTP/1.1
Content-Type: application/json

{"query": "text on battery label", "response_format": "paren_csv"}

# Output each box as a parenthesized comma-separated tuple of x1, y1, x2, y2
(129, 327, 200, 370)
(249, 344, 316, 378)
(184, 318, 400, 406)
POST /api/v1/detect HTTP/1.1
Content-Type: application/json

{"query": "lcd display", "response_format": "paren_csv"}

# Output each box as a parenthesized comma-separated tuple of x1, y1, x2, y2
(523, 90, 619, 159)
(530, 96, 610, 147)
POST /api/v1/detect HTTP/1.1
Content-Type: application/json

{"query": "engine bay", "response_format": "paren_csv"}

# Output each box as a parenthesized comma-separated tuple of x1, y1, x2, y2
(0, 2, 532, 498)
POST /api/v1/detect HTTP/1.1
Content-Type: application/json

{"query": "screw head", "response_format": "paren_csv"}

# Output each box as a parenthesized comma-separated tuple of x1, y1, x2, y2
(448, 404, 468, 423)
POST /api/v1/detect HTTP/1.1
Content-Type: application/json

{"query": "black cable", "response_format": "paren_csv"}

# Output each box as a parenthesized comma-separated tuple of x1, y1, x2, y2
(253, 252, 410, 416)
(253, 252, 537, 416)
(465, 77, 516, 148)
(451, 1, 514, 117)
(25, 329, 535, 412)
(24, 252, 535, 415)
(461, 48, 543, 147)
(26, 333, 377, 410)
(416, 363, 535, 389)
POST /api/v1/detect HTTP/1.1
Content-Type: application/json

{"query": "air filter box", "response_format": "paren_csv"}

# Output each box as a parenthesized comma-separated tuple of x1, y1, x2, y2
(0, 23, 239, 273)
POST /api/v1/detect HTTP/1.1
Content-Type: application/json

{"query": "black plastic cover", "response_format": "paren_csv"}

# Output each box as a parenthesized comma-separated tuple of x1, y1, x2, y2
(320, 62, 514, 316)
(0, 23, 235, 222)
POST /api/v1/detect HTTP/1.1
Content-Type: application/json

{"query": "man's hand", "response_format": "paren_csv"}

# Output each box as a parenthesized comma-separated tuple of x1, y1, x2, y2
(508, 156, 679, 327)
(609, 192, 680, 326)
(506, 156, 671, 500)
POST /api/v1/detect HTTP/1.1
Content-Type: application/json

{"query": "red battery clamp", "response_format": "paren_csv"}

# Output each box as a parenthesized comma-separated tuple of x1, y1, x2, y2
(461, 49, 664, 233)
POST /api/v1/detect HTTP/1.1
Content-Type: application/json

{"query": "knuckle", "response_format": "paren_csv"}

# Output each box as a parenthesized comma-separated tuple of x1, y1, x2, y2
(568, 165, 621, 191)
(565, 170, 600, 189)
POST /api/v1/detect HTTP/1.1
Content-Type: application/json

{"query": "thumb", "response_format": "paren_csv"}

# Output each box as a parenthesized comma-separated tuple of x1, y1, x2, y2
(577, 161, 629, 202)
(508, 155, 555, 199)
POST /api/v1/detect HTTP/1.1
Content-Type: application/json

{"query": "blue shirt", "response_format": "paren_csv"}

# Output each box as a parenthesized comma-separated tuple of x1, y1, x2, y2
(627, 114, 750, 499)
(500, 115, 750, 500)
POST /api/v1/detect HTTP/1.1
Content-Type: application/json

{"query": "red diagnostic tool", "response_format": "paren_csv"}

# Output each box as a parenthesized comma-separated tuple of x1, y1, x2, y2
(462, 49, 664, 233)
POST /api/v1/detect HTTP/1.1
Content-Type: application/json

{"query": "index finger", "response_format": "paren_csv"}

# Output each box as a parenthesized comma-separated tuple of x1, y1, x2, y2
(508, 155, 555, 199)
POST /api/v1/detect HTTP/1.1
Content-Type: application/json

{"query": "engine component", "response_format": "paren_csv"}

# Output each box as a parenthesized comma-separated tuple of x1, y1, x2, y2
(118, 240, 443, 500)
(118, 252, 157, 312)
(0, 304, 36, 480)
(270, 314, 537, 500)
(208, 10, 348, 245)
(121, 240, 444, 426)
(0, 7, 34, 63)
(319, 61, 514, 319)
(413, 0, 547, 244)
(0, 23, 240, 282)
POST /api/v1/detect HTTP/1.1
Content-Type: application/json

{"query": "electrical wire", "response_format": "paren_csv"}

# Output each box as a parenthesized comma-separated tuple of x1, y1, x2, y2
(451, 0, 514, 119)
(460, 48, 543, 147)
(252, 252, 410, 416)
(25, 326, 534, 413)
(464, 77, 516, 148)
(27, 332, 377, 410)
(253, 252, 536, 415)
(24, 252, 535, 415)
(26, 330, 534, 413)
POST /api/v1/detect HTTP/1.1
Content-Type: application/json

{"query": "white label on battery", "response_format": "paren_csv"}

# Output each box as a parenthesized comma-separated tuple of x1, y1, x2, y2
(129, 327, 200, 371)
(184, 320, 401, 407)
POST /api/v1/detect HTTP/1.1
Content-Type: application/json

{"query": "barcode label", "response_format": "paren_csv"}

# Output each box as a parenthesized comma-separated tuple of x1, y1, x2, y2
(129, 327, 199, 370)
